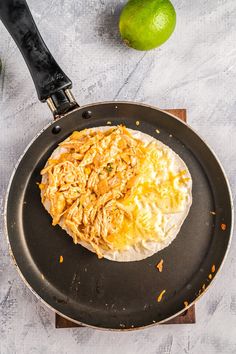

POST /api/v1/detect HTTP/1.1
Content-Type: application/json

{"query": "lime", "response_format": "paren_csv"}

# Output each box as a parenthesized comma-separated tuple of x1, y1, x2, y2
(119, 0, 176, 51)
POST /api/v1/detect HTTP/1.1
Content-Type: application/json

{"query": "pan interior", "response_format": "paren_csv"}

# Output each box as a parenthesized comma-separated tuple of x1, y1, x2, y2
(6, 102, 232, 329)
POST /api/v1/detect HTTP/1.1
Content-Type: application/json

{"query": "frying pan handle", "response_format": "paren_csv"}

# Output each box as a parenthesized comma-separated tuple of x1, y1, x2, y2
(0, 0, 78, 117)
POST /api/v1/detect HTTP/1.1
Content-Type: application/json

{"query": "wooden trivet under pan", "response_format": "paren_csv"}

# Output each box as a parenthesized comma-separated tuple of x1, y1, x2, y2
(55, 108, 196, 328)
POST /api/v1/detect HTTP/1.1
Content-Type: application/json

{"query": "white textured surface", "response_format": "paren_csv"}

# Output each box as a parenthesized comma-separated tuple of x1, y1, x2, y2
(0, 0, 235, 353)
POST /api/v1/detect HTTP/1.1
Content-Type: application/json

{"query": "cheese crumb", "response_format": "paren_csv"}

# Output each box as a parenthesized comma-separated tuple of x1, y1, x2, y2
(155, 129, 160, 134)
(156, 259, 164, 272)
(157, 290, 166, 302)
(59, 255, 63, 263)
(221, 223, 226, 231)
(136, 120, 140, 126)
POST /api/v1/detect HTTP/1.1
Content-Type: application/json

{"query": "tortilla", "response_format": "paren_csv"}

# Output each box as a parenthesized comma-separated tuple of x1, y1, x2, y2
(40, 126, 192, 262)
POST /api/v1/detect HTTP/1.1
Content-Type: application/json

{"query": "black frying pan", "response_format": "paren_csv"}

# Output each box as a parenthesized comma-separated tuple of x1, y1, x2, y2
(1, 0, 233, 330)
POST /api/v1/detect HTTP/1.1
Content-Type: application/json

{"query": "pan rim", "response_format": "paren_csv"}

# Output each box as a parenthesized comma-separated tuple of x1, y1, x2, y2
(4, 100, 234, 330)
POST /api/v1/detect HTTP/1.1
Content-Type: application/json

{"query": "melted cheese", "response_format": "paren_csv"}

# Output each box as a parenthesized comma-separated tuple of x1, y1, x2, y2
(41, 126, 192, 261)
(107, 142, 190, 250)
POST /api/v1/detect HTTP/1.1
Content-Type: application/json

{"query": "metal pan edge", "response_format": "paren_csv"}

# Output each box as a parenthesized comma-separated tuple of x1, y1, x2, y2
(4, 101, 234, 330)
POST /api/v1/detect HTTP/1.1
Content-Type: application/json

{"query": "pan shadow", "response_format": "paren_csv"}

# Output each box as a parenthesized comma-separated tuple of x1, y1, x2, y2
(95, 2, 128, 50)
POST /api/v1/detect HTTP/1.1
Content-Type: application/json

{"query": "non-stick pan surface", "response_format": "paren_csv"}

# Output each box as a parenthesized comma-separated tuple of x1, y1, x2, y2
(6, 102, 233, 329)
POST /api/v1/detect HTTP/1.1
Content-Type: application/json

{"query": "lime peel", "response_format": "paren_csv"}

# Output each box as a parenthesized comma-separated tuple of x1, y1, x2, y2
(119, 0, 176, 51)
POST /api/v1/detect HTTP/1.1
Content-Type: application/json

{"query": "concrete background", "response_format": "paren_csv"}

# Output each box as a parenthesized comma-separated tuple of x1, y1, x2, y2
(0, 0, 235, 353)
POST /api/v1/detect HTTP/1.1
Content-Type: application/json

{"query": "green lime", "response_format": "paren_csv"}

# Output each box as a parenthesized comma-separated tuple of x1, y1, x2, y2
(119, 0, 176, 51)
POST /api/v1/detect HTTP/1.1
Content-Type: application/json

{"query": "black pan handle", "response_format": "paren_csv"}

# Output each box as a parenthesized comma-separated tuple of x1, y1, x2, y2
(0, 0, 78, 117)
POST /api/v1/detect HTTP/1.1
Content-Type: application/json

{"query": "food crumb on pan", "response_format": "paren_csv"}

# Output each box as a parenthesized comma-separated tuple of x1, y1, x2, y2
(208, 274, 212, 280)
(169, 134, 172, 137)
(136, 120, 140, 126)
(152, 320, 156, 323)
(155, 129, 160, 134)
(211, 264, 216, 273)
(107, 121, 112, 125)
(41, 273, 45, 280)
(157, 290, 166, 302)
(210, 211, 216, 215)
(156, 259, 164, 272)
(59, 255, 63, 263)
(202, 284, 206, 290)
(184, 301, 188, 308)
(120, 323, 125, 328)
(221, 223, 227, 231)
(36, 182, 45, 190)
